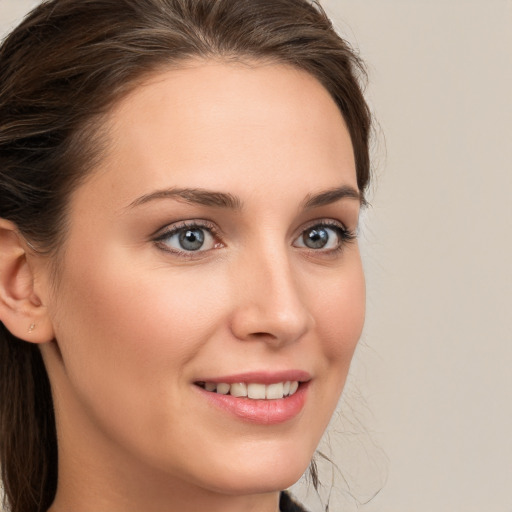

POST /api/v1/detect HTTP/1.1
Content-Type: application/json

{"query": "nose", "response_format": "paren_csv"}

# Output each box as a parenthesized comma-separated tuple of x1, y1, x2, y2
(229, 248, 314, 347)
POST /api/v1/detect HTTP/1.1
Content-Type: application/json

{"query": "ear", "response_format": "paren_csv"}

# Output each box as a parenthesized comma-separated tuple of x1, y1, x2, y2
(0, 219, 54, 343)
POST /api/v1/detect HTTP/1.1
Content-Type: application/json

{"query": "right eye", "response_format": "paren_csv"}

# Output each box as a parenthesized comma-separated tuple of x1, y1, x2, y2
(292, 221, 355, 254)
(154, 222, 219, 254)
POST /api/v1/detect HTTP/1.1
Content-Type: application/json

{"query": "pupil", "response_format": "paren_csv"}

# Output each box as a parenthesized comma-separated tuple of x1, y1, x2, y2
(304, 227, 328, 249)
(179, 228, 204, 251)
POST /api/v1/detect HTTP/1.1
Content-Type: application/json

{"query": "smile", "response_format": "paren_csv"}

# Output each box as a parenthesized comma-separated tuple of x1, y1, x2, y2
(196, 381, 300, 400)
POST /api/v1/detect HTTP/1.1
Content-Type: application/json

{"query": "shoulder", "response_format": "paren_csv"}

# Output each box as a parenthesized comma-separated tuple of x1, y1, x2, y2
(280, 491, 309, 512)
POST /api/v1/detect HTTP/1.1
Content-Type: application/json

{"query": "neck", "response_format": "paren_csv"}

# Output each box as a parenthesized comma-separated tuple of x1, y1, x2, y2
(49, 493, 280, 512)
(49, 468, 281, 512)
(49, 430, 281, 512)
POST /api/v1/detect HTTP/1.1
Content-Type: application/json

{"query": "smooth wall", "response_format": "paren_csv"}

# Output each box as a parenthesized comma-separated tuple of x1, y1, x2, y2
(1, 1, 511, 511)
(315, 1, 512, 511)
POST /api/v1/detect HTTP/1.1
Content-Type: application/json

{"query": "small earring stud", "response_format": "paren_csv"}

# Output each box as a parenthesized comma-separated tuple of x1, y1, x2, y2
(28, 323, 36, 334)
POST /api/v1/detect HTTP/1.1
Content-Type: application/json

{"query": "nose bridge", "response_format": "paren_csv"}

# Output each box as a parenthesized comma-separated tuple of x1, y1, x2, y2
(230, 240, 313, 344)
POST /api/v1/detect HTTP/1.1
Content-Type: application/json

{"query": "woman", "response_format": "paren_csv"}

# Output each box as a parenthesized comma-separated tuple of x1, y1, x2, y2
(0, 1, 371, 511)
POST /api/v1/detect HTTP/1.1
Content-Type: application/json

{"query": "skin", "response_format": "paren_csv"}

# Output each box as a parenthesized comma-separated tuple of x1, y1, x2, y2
(28, 61, 366, 512)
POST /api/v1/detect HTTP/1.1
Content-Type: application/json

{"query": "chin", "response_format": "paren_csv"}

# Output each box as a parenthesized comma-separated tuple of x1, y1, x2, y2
(195, 446, 313, 496)
(208, 469, 306, 496)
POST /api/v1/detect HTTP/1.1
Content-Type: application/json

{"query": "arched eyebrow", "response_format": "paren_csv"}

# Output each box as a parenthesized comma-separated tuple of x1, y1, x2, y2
(127, 187, 242, 210)
(126, 184, 361, 210)
(302, 185, 362, 209)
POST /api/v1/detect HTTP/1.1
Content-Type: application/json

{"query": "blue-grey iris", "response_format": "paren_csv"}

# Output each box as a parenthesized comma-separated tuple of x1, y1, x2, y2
(179, 228, 205, 251)
(303, 227, 329, 249)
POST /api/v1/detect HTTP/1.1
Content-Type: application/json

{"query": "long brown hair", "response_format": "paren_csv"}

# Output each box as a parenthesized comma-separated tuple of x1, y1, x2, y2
(0, 1, 371, 511)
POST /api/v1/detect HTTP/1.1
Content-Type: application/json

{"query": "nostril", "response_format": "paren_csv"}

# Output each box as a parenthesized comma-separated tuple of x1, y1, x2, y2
(229, 285, 312, 345)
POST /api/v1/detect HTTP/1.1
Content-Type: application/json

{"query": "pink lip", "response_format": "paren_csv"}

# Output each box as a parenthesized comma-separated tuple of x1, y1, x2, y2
(193, 370, 311, 425)
(196, 370, 311, 385)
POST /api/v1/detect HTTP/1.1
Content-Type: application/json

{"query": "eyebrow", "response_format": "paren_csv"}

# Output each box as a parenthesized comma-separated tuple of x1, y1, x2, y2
(127, 184, 362, 211)
(127, 187, 242, 210)
(302, 185, 362, 209)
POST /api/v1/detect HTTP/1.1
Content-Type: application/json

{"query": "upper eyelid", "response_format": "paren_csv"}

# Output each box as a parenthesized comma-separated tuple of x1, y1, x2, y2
(151, 217, 354, 244)
(152, 219, 219, 240)
(295, 218, 350, 236)
(303, 219, 346, 228)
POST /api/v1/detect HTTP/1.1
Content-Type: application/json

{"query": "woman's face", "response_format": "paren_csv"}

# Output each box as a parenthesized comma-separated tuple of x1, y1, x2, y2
(39, 61, 365, 501)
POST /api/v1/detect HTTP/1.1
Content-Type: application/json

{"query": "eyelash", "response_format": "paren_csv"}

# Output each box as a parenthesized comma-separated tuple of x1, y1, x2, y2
(297, 220, 356, 254)
(153, 220, 222, 257)
(152, 219, 356, 257)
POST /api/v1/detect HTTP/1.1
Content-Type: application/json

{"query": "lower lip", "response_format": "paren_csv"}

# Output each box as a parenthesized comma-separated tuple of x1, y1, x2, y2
(196, 383, 309, 425)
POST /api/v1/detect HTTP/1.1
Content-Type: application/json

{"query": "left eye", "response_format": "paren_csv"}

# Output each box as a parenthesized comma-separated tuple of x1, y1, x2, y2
(293, 224, 344, 250)
(156, 225, 216, 252)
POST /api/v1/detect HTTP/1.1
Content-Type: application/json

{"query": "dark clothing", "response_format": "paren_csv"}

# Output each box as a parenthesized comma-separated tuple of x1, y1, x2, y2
(280, 492, 309, 512)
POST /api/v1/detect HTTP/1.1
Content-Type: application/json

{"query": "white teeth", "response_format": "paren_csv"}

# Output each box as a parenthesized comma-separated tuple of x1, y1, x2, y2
(201, 381, 301, 400)
(266, 382, 284, 399)
(247, 383, 266, 399)
(230, 382, 247, 397)
(216, 383, 230, 395)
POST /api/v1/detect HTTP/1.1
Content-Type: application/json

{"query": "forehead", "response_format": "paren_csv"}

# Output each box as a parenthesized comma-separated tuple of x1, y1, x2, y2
(81, 60, 357, 208)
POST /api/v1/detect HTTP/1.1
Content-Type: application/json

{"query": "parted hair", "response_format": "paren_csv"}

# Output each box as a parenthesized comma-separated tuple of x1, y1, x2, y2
(0, 1, 371, 511)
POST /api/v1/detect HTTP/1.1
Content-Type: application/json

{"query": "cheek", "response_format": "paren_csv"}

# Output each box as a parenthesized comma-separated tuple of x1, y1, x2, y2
(48, 250, 237, 470)
(312, 260, 366, 366)
(290, 255, 365, 457)
(49, 249, 226, 416)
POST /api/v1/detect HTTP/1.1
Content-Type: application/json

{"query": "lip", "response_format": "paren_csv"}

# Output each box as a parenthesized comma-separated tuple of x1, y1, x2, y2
(195, 370, 311, 385)
(193, 370, 311, 425)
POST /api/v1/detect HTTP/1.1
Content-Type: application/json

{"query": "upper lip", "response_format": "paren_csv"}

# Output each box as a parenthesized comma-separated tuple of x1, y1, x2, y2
(195, 370, 311, 385)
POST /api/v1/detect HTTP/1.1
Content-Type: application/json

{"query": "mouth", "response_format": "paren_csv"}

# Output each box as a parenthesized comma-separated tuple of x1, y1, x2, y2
(194, 371, 310, 424)
(195, 381, 300, 400)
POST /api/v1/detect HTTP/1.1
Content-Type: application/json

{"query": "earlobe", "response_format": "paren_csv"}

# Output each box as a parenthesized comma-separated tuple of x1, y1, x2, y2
(0, 219, 54, 343)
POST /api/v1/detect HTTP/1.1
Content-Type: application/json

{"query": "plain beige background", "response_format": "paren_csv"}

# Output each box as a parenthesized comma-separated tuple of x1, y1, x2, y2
(1, 1, 511, 511)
